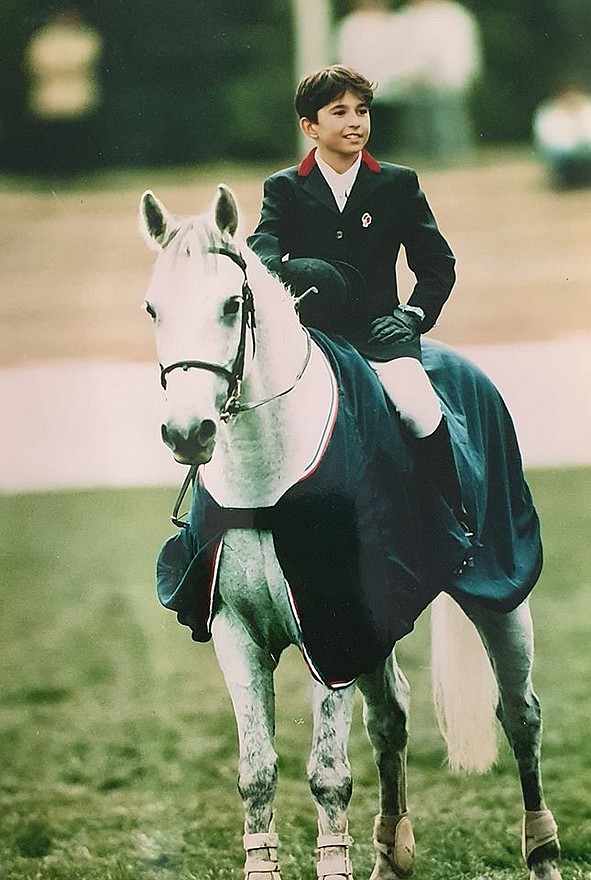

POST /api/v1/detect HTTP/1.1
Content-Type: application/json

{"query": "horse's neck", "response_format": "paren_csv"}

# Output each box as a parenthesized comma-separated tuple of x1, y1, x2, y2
(201, 328, 335, 508)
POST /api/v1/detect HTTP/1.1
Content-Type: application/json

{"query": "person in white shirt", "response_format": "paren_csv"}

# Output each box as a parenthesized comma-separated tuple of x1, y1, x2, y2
(393, 0, 482, 163)
(336, 0, 407, 153)
(533, 85, 591, 189)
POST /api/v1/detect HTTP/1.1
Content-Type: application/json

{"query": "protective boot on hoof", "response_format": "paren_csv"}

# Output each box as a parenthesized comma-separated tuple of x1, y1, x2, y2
(316, 825, 354, 880)
(370, 813, 415, 879)
(243, 818, 281, 880)
(522, 810, 562, 880)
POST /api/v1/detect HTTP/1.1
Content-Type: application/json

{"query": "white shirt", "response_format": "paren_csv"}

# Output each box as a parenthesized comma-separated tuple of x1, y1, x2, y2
(337, 11, 406, 99)
(315, 152, 361, 212)
(534, 96, 591, 153)
(394, 0, 482, 93)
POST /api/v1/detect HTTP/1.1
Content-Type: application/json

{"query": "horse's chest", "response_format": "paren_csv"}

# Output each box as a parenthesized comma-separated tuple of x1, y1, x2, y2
(217, 529, 301, 649)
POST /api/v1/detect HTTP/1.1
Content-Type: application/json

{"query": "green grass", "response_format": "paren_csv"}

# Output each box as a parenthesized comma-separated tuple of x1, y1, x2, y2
(1, 469, 590, 879)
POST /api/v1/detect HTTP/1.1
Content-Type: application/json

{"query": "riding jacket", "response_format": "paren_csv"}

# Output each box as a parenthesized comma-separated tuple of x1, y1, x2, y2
(247, 148, 456, 338)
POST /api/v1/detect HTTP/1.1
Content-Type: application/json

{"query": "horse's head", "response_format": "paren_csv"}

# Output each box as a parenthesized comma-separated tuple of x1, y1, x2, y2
(139, 185, 252, 465)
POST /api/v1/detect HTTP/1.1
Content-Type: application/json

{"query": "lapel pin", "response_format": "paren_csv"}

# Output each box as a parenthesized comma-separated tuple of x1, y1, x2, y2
(361, 212, 372, 228)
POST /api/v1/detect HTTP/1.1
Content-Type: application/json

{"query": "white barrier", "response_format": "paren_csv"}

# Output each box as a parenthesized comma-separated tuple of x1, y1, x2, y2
(1, 334, 589, 493)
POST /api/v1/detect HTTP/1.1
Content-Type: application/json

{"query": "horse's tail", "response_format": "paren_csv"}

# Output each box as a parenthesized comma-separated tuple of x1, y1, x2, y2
(430, 593, 498, 773)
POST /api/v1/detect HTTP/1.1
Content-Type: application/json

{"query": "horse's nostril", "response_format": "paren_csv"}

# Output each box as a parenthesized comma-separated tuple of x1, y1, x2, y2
(198, 419, 216, 444)
(161, 420, 216, 454)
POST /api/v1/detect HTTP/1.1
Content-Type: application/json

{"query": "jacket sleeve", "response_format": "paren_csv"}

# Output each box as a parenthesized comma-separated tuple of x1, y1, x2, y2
(246, 173, 294, 276)
(399, 170, 456, 332)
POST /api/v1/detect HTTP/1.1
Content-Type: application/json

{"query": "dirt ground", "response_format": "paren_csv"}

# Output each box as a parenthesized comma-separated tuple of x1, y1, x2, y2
(1, 152, 590, 367)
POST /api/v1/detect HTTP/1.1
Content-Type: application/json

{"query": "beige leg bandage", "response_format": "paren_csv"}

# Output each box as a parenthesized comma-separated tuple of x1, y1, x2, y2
(316, 825, 353, 879)
(243, 818, 281, 879)
(522, 809, 559, 863)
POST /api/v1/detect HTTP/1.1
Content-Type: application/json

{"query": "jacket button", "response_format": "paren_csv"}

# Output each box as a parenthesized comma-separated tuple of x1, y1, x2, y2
(336, 230, 344, 240)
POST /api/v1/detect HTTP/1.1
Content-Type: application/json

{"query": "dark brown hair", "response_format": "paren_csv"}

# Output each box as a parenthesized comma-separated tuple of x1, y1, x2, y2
(295, 65, 375, 122)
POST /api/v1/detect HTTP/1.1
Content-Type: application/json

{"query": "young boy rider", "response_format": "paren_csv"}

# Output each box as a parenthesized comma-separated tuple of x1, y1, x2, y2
(247, 65, 471, 536)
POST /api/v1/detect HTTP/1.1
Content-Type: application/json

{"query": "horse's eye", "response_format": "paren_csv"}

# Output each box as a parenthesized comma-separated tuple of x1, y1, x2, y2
(223, 298, 241, 318)
(144, 301, 157, 321)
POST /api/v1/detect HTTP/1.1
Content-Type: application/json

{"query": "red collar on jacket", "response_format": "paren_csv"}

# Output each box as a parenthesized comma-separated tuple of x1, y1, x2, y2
(297, 147, 381, 177)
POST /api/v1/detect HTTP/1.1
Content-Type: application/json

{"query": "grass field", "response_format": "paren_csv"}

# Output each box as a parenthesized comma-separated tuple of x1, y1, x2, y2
(1, 467, 590, 879)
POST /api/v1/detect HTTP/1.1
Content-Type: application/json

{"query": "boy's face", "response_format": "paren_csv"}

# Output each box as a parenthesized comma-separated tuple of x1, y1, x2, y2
(300, 90, 371, 170)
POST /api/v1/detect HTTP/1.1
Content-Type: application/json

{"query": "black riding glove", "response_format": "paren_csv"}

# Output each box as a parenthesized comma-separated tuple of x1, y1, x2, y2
(369, 306, 424, 345)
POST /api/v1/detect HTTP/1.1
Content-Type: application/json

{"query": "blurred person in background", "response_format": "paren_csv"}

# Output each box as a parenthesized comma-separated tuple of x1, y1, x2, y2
(533, 83, 591, 190)
(25, 7, 103, 176)
(392, 0, 482, 164)
(336, 0, 405, 154)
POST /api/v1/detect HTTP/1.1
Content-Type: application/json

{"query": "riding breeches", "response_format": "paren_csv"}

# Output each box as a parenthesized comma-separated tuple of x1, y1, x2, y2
(369, 356, 443, 438)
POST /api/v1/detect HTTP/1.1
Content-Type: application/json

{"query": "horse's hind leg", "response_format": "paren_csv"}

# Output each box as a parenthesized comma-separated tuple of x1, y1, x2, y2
(211, 611, 281, 879)
(308, 680, 357, 879)
(462, 598, 562, 880)
(357, 655, 416, 879)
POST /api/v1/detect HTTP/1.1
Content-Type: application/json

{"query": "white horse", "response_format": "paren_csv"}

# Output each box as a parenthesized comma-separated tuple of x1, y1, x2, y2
(139, 185, 561, 880)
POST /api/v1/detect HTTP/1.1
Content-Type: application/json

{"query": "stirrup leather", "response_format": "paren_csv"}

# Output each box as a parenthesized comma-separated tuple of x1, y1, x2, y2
(243, 824, 280, 878)
(316, 828, 353, 878)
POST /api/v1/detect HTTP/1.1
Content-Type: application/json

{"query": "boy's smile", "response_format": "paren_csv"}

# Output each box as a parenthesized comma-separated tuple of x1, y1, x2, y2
(300, 90, 371, 172)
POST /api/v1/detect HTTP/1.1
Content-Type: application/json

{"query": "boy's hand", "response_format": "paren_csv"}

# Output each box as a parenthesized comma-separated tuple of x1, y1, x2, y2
(369, 307, 423, 345)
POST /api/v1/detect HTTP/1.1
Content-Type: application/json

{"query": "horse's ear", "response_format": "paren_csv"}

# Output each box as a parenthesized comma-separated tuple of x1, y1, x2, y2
(139, 190, 172, 250)
(213, 184, 239, 237)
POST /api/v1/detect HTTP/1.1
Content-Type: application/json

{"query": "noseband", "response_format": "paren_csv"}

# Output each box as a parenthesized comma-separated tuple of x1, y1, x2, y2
(159, 246, 256, 422)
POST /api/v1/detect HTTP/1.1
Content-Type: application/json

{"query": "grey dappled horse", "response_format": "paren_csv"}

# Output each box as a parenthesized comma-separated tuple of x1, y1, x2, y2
(139, 185, 561, 880)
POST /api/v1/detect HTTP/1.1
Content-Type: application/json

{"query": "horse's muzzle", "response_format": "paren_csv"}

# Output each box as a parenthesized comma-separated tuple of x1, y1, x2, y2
(161, 419, 217, 465)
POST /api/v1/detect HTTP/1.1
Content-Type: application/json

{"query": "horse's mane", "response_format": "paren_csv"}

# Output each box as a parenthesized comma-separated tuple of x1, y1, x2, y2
(244, 247, 294, 310)
(147, 200, 297, 341)
(161, 213, 230, 263)
(162, 212, 291, 300)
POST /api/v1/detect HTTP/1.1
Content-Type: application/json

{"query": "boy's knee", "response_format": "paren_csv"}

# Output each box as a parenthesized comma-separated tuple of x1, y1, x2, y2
(374, 358, 442, 437)
(398, 401, 442, 438)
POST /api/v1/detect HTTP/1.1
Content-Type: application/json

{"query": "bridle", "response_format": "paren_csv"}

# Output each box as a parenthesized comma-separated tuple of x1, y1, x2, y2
(159, 245, 312, 421)
(159, 246, 257, 422)
(159, 243, 312, 528)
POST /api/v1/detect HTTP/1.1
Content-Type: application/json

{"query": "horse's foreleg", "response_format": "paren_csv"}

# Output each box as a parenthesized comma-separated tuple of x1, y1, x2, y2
(357, 655, 415, 880)
(308, 680, 356, 880)
(462, 598, 562, 880)
(211, 611, 281, 879)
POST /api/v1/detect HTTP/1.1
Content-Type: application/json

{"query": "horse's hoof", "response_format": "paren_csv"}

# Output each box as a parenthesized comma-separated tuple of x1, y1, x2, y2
(370, 813, 415, 879)
(528, 862, 562, 880)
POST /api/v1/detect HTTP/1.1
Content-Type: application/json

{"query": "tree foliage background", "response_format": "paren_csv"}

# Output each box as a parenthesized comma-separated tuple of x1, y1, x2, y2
(0, 0, 589, 172)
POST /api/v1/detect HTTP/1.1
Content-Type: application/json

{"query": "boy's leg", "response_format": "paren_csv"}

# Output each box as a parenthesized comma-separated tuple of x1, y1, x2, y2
(370, 357, 441, 439)
(370, 357, 471, 532)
